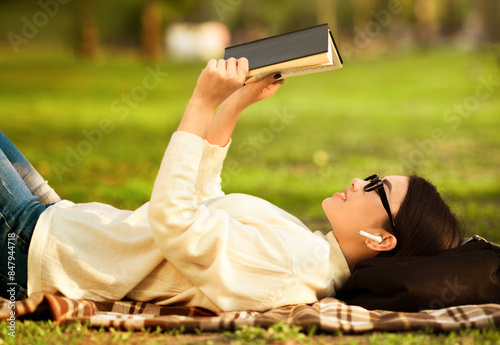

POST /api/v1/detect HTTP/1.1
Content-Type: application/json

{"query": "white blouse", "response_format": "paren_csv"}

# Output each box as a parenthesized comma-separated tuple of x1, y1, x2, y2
(28, 131, 350, 312)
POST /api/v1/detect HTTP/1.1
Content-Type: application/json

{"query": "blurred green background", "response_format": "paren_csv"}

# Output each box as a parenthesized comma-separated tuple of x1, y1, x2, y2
(0, 0, 499, 240)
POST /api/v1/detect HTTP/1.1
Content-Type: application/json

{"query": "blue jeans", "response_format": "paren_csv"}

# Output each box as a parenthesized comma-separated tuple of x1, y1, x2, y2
(0, 130, 60, 301)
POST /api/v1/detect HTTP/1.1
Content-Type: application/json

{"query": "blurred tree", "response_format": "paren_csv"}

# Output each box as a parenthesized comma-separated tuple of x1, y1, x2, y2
(0, 0, 495, 59)
(440, 0, 464, 37)
(476, 0, 500, 65)
(477, 0, 500, 45)
(229, 0, 317, 42)
(141, 0, 162, 61)
(352, 0, 376, 31)
(334, 2, 355, 40)
(75, 0, 99, 61)
(315, 0, 337, 34)
(413, 0, 439, 46)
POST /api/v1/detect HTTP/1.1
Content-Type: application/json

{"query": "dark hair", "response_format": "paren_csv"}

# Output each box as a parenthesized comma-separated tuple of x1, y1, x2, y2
(381, 175, 463, 257)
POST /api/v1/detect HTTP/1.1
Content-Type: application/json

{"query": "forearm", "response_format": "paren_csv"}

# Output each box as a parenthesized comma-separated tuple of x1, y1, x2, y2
(205, 101, 242, 146)
(177, 96, 218, 139)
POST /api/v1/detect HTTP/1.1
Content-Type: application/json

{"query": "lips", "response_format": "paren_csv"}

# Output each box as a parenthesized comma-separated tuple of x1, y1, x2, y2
(334, 192, 346, 201)
(333, 188, 348, 201)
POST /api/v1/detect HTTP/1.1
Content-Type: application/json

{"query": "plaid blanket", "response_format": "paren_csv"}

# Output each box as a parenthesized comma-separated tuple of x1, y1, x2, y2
(2, 293, 500, 333)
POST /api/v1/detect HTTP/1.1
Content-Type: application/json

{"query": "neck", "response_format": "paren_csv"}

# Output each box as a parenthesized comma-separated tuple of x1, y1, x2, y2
(337, 241, 376, 272)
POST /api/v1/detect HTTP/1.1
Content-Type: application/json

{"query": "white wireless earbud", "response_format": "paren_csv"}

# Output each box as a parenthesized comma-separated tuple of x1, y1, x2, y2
(359, 230, 383, 244)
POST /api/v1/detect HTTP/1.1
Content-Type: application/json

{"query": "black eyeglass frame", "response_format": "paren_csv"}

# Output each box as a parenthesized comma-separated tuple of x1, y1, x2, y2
(363, 174, 396, 232)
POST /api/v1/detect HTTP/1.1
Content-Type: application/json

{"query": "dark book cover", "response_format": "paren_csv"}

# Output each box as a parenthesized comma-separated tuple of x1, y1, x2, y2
(224, 23, 342, 70)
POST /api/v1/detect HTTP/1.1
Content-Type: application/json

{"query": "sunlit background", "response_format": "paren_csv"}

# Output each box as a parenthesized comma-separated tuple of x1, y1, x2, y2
(0, 0, 499, 238)
(0, 0, 498, 61)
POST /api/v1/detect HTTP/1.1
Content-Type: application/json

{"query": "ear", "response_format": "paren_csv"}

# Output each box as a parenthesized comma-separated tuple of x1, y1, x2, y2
(367, 233, 397, 252)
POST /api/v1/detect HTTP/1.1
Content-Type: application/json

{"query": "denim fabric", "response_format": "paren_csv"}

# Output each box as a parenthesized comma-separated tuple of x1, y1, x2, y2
(0, 130, 60, 300)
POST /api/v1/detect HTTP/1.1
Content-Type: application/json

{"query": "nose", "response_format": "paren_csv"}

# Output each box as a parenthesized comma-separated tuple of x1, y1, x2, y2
(351, 178, 367, 191)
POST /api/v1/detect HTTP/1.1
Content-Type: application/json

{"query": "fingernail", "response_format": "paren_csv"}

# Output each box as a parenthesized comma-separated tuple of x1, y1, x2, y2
(274, 73, 282, 79)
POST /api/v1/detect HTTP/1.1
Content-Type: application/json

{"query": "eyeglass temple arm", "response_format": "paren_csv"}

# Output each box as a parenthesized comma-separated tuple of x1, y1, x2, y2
(380, 197, 396, 227)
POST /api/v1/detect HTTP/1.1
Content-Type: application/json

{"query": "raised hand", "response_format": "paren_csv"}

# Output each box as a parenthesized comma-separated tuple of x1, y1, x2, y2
(205, 73, 285, 147)
(177, 58, 248, 139)
(222, 73, 285, 113)
(191, 58, 249, 110)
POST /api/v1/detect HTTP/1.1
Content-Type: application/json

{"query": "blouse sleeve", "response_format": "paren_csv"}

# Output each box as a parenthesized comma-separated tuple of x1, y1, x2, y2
(148, 131, 206, 240)
(194, 138, 230, 201)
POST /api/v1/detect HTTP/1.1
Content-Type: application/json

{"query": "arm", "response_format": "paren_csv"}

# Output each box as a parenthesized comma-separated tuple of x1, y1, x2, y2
(183, 58, 284, 200)
(149, 61, 331, 311)
(205, 74, 285, 146)
(194, 75, 285, 200)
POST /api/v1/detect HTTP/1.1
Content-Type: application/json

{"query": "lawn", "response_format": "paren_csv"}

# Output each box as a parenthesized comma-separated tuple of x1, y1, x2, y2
(0, 46, 499, 343)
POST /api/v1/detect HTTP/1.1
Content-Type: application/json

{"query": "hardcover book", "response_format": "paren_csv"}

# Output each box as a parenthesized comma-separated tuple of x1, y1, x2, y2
(224, 23, 343, 82)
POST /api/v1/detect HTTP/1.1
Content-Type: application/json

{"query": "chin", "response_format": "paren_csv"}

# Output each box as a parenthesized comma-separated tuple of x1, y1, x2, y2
(322, 199, 336, 224)
(322, 196, 337, 210)
(321, 199, 330, 214)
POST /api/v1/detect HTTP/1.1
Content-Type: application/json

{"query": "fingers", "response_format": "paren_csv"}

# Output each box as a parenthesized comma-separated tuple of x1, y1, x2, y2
(236, 57, 249, 77)
(208, 57, 248, 79)
(217, 58, 226, 73)
(269, 78, 285, 92)
(206, 59, 217, 69)
(253, 73, 285, 89)
(264, 73, 283, 84)
(226, 58, 248, 84)
(195, 58, 252, 108)
(226, 57, 237, 73)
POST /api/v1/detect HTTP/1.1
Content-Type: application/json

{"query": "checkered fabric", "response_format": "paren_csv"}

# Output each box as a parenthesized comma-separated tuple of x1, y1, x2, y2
(2, 293, 500, 333)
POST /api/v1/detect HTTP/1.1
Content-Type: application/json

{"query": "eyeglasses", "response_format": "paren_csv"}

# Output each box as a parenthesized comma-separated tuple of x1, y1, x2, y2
(363, 174, 396, 232)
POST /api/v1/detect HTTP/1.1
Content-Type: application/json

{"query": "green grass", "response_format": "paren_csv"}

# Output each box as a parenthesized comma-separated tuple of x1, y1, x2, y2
(1, 46, 498, 236)
(0, 46, 499, 343)
(1, 320, 500, 344)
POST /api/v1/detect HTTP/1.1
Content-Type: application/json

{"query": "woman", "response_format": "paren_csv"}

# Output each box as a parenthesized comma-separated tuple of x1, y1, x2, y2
(1, 58, 462, 312)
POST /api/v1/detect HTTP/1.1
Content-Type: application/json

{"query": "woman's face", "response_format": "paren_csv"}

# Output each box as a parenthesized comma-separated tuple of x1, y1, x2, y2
(322, 175, 409, 245)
